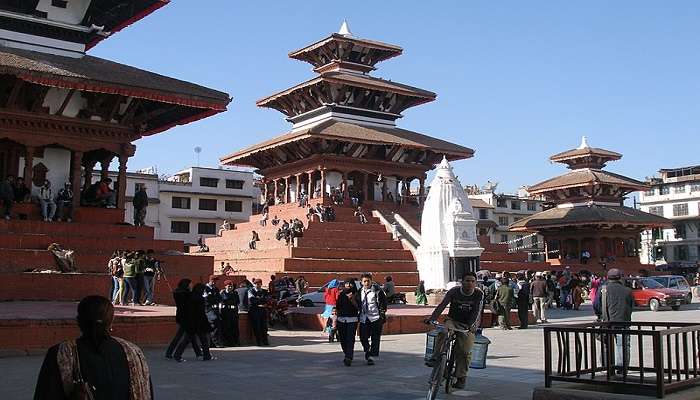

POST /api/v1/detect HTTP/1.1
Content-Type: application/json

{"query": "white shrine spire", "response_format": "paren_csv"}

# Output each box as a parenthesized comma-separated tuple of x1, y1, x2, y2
(338, 19, 353, 36)
(578, 135, 590, 149)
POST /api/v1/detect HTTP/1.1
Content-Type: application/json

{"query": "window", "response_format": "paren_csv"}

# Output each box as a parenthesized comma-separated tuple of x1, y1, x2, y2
(691, 183, 700, 192)
(225, 200, 243, 212)
(478, 209, 488, 219)
(673, 245, 689, 261)
(199, 198, 217, 211)
(660, 186, 670, 195)
(648, 206, 664, 216)
(527, 202, 537, 211)
(510, 201, 521, 210)
(134, 182, 145, 193)
(226, 179, 244, 189)
(673, 203, 689, 216)
(644, 188, 655, 196)
(198, 222, 217, 235)
(498, 216, 509, 226)
(675, 224, 687, 239)
(170, 221, 190, 233)
(171, 197, 191, 209)
(500, 234, 508, 243)
(675, 185, 686, 194)
(199, 177, 219, 187)
(496, 198, 507, 208)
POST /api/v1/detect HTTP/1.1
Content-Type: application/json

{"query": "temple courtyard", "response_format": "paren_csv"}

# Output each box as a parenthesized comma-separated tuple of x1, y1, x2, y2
(2, 303, 699, 400)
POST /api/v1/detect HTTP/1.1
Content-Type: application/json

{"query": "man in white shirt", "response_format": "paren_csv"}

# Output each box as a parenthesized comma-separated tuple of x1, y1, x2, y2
(359, 273, 388, 366)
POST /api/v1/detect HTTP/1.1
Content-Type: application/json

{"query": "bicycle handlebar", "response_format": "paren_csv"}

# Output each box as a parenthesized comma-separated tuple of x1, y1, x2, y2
(425, 319, 471, 333)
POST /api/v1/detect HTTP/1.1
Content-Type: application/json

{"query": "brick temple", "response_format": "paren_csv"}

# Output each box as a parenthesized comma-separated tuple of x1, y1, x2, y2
(0, 0, 238, 351)
(510, 137, 671, 274)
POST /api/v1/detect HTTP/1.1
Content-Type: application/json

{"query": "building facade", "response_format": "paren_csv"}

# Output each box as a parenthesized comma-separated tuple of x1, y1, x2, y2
(95, 167, 257, 244)
(467, 184, 545, 259)
(638, 165, 700, 266)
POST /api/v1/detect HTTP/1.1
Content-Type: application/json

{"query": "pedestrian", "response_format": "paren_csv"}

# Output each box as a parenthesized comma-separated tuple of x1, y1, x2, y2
(219, 280, 240, 347)
(143, 250, 160, 305)
(425, 272, 484, 389)
(134, 250, 146, 305)
(235, 281, 251, 312)
(415, 280, 428, 305)
(55, 182, 73, 222)
(248, 278, 271, 346)
(204, 275, 224, 348)
(165, 279, 202, 360)
(39, 179, 56, 222)
(249, 230, 260, 250)
(122, 252, 138, 305)
(590, 273, 603, 320)
(516, 273, 530, 329)
(295, 275, 309, 306)
(133, 185, 148, 227)
(321, 279, 340, 318)
(33, 295, 153, 399)
(0, 175, 14, 220)
(495, 277, 515, 330)
(336, 279, 360, 366)
(325, 307, 338, 342)
(559, 270, 573, 309)
(359, 273, 388, 365)
(571, 274, 584, 310)
(173, 283, 214, 362)
(108, 251, 124, 305)
(545, 273, 556, 308)
(530, 272, 548, 323)
(593, 268, 634, 372)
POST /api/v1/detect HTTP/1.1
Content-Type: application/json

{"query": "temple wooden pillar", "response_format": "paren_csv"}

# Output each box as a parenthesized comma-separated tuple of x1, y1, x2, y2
(70, 151, 82, 210)
(83, 160, 96, 192)
(263, 179, 268, 203)
(361, 172, 367, 202)
(307, 171, 313, 200)
(272, 179, 279, 203)
(381, 177, 387, 202)
(100, 156, 112, 181)
(23, 145, 34, 187)
(117, 155, 127, 209)
(342, 172, 350, 203)
(284, 176, 290, 203)
(418, 177, 425, 207)
(294, 174, 301, 202)
(320, 169, 326, 202)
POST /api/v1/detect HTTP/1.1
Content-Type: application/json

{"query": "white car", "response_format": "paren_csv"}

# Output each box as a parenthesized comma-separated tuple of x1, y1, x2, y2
(298, 280, 362, 307)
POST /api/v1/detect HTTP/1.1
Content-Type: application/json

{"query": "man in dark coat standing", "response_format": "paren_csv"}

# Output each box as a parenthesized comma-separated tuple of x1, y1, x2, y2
(516, 273, 531, 329)
(132, 186, 148, 227)
(593, 268, 634, 372)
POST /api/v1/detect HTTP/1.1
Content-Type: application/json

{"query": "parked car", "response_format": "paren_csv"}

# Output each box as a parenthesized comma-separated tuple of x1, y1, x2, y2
(629, 277, 687, 312)
(648, 275, 693, 304)
(298, 280, 362, 307)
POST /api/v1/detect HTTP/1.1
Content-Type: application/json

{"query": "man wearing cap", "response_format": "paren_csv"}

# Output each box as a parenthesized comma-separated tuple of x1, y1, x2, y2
(204, 275, 224, 348)
(593, 268, 634, 372)
(531, 272, 548, 323)
(219, 280, 240, 347)
(248, 278, 271, 346)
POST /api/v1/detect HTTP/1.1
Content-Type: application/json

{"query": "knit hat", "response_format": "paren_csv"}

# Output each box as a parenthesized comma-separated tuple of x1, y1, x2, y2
(607, 268, 622, 279)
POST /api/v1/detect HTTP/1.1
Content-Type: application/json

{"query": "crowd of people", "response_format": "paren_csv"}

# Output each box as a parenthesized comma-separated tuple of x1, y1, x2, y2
(108, 250, 163, 306)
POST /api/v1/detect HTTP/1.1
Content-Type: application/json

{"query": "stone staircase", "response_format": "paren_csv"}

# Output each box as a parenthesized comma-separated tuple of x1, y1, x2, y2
(0, 208, 213, 305)
(196, 202, 419, 292)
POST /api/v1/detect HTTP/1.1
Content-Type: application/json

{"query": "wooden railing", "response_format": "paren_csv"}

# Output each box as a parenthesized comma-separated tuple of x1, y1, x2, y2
(544, 322, 700, 398)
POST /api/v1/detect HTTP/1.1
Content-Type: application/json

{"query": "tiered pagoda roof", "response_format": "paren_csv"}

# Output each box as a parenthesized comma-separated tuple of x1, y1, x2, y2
(223, 22, 470, 173)
(510, 137, 670, 231)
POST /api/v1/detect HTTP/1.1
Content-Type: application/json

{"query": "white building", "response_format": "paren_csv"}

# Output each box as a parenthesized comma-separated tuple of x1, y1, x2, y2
(638, 165, 700, 266)
(94, 166, 258, 244)
(466, 183, 546, 260)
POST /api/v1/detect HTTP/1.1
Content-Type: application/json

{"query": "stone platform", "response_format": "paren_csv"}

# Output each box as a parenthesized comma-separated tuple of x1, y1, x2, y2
(287, 304, 535, 333)
(0, 301, 253, 355)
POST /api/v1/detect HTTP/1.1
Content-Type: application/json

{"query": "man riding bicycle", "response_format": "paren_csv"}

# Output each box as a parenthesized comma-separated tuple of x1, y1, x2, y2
(425, 272, 484, 389)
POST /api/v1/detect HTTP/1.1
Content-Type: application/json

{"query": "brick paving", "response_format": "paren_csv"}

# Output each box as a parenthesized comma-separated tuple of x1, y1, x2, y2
(2, 302, 699, 399)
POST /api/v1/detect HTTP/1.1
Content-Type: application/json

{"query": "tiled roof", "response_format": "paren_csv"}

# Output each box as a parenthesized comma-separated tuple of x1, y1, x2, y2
(221, 119, 473, 164)
(528, 169, 648, 193)
(509, 205, 671, 231)
(469, 198, 494, 209)
(550, 147, 622, 163)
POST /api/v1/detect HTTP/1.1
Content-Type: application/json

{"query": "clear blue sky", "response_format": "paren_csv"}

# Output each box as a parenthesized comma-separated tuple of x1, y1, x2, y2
(91, 1, 700, 194)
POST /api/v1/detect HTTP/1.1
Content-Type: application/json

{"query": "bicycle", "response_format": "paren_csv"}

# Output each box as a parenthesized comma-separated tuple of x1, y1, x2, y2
(425, 320, 470, 400)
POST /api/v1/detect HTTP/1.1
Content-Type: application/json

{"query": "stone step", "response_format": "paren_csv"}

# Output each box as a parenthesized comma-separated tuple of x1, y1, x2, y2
(0, 219, 154, 240)
(283, 257, 417, 273)
(296, 237, 404, 249)
(0, 233, 183, 253)
(301, 229, 392, 241)
(0, 248, 213, 276)
(0, 272, 209, 305)
(290, 247, 414, 261)
(8, 204, 126, 224)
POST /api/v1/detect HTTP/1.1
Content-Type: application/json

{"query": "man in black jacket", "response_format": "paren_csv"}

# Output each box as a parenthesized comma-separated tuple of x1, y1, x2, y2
(165, 279, 202, 359)
(593, 268, 634, 372)
(516, 273, 531, 329)
(204, 275, 224, 347)
(426, 272, 484, 389)
(248, 279, 271, 346)
(219, 280, 240, 347)
(132, 186, 148, 227)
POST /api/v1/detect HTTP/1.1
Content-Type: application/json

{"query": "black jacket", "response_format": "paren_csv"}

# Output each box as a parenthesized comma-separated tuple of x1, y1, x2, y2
(336, 289, 360, 319)
(173, 288, 191, 326)
(187, 295, 211, 334)
(133, 190, 148, 209)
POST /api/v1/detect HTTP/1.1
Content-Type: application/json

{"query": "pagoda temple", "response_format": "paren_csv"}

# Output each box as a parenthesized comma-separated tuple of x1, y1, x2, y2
(510, 137, 670, 269)
(220, 22, 472, 206)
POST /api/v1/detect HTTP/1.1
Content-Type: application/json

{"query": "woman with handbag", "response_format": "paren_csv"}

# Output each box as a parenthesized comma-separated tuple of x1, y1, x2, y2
(33, 295, 153, 399)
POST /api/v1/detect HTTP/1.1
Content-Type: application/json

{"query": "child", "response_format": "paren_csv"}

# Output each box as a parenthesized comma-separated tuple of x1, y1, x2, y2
(325, 307, 338, 342)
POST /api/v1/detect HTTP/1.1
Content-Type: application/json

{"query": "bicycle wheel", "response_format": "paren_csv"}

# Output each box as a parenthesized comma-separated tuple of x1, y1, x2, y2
(444, 338, 455, 394)
(427, 354, 446, 400)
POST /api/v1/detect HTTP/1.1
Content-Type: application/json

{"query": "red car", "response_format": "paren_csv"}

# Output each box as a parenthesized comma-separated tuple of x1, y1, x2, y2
(629, 277, 687, 312)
